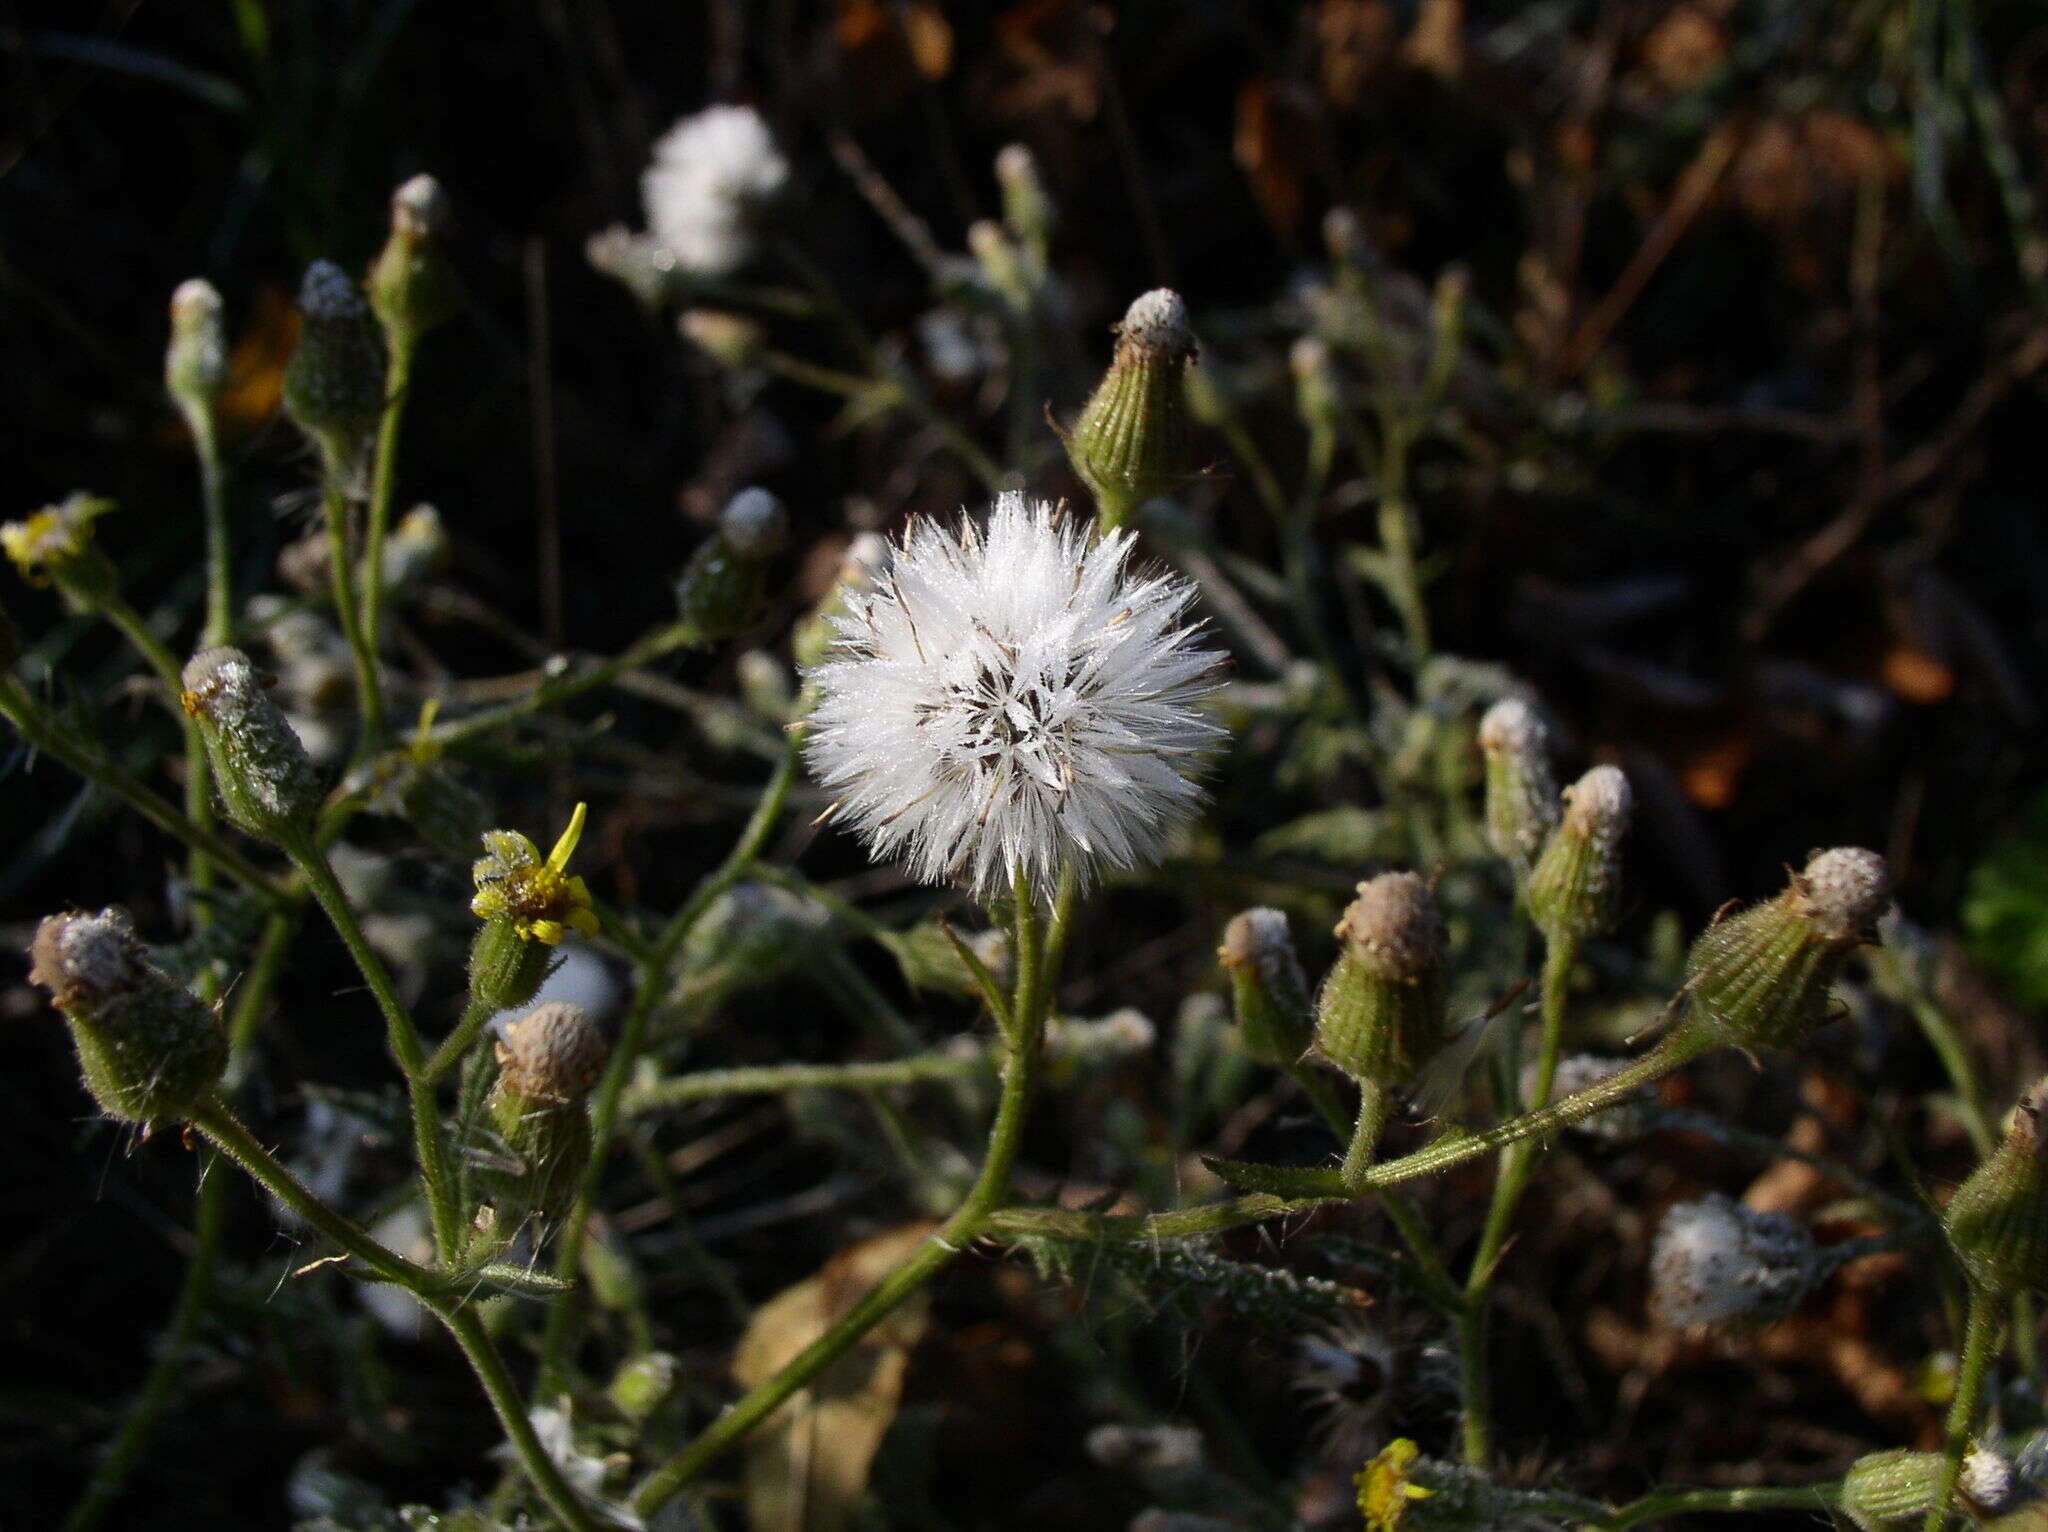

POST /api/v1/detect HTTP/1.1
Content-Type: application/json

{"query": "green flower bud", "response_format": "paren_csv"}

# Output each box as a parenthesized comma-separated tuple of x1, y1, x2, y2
(608, 1351, 680, 1424)
(967, 219, 1031, 310)
(27, 908, 224, 1122)
(367, 174, 458, 350)
(1945, 1080, 2048, 1298)
(1526, 765, 1631, 941)
(181, 646, 322, 842)
(1838, 1448, 2017, 1529)
(675, 487, 788, 638)
(1218, 907, 1313, 1067)
(1677, 847, 1891, 1054)
(995, 143, 1054, 269)
(165, 278, 227, 426)
(1314, 873, 1448, 1088)
(282, 261, 387, 464)
(679, 308, 764, 369)
(484, 1001, 607, 1219)
(1064, 289, 1198, 530)
(377, 503, 450, 593)
(1476, 697, 1559, 872)
(1290, 335, 1342, 437)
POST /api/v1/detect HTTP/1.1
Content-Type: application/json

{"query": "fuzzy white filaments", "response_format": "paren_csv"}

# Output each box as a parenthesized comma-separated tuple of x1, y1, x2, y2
(802, 493, 1224, 902)
(640, 104, 789, 277)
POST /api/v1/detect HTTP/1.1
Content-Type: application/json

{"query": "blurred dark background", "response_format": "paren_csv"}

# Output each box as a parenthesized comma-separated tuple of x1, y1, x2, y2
(5, 1, 2048, 1526)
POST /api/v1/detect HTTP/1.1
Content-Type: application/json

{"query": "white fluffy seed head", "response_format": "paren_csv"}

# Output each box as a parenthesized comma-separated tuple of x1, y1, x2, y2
(1961, 1450, 2017, 1514)
(1794, 847, 1893, 943)
(1478, 696, 1545, 759)
(1561, 764, 1632, 846)
(802, 493, 1225, 902)
(1650, 1193, 1819, 1330)
(718, 486, 788, 558)
(641, 104, 789, 278)
(298, 259, 364, 321)
(1118, 288, 1194, 360)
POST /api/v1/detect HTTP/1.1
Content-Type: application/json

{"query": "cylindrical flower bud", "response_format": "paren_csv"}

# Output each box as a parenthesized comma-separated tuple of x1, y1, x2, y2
(165, 278, 228, 425)
(967, 219, 1030, 309)
(1314, 873, 1448, 1087)
(282, 260, 387, 461)
(1944, 1080, 2048, 1298)
(28, 908, 224, 1122)
(485, 1001, 607, 1218)
(368, 174, 457, 349)
(675, 487, 788, 638)
(1290, 335, 1342, 437)
(995, 143, 1054, 266)
(1476, 697, 1559, 872)
(181, 646, 321, 841)
(1649, 1193, 1820, 1330)
(1064, 288, 1198, 530)
(1677, 847, 1892, 1053)
(1525, 765, 1631, 942)
(1838, 1448, 2018, 1530)
(1218, 907, 1314, 1068)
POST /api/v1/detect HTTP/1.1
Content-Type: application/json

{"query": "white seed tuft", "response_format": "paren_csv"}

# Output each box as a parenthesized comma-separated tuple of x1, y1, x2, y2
(640, 105, 789, 278)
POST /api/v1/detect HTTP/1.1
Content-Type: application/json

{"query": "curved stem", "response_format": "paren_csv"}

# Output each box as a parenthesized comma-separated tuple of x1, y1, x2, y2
(1458, 933, 1575, 1466)
(1342, 1077, 1394, 1187)
(187, 1094, 430, 1288)
(536, 734, 804, 1391)
(1923, 1284, 2001, 1532)
(284, 832, 460, 1260)
(58, 1156, 228, 1532)
(627, 871, 1059, 1517)
(360, 345, 413, 672)
(319, 466, 387, 742)
(0, 676, 284, 904)
(434, 1302, 603, 1532)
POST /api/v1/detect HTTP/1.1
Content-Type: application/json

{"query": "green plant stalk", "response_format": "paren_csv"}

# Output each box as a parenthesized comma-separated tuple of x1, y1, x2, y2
(359, 342, 413, 672)
(1341, 1076, 1395, 1188)
(192, 412, 233, 650)
(283, 831, 460, 1261)
(424, 617, 711, 747)
(57, 1153, 229, 1532)
(988, 1028, 1712, 1244)
(627, 867, 1060, 1516)
(536, 733, 804, 1391)
(760, 351, 1005, 492)
(1458, 933, 1575, 1467)
(187, 1098, 600, 1532)
(1923, 1284, 2001, 1532)
(624, 1050, 990, 1115)
(318, 466, 388, 742)
(0, 675, 284, 904)
(1600, 1483, 1841, 1531)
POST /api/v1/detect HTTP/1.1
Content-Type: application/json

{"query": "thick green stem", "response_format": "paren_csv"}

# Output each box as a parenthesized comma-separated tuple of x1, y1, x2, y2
(284, 832, 460, 1260)
(360, 345, 413, 671)
(434, 1303, 604, 1532)
(536, 735, 803, 1391)
(188, 1094, 429, 1287)
(319, 466, 387, 742)
(1458, 935, 1575, 1466)
(1923, 1285, 2001, 1532)
(627, 870, 1060, 1516)
(1601, 1483, 1841, 1531)
(58, 1156, 229, 1532)
(1342, 1077, 1395, 1187)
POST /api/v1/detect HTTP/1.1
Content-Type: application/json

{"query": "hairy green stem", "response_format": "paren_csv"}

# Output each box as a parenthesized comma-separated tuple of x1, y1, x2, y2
(284, 831, 460, 1260)
(319, 467, 387, 742)
(1458, 933, 1574, 1466)
(536, 734, 804, 1391)
(627, 869, 1060, 1515)
(360, 345, 413, 672)
(624, 1049, 989, 1115)
(1601, 1482, 1840, 1531)
(1924, 1284, 2001, 1532)
(1341, 1076, 1395, 1188)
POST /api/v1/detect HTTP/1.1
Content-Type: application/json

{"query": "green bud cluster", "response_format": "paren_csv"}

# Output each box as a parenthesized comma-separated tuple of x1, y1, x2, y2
(1944, 1079, 2048, 1298)
(181, 646, 322, 842)
(1218, 907, 1314, 1068)
(1525, 764, 1631, 942)
(484, 1002, 607, 1219)
(368, 174, 457, 351)
(1676, 847, 1891, 1054)
(28, 908, 224, 1122)
(675, 487, 789, 638)
(1314, 872, 1448, 1088)
(282, 260, 387, 463)
(1064, 289, 1198, 530)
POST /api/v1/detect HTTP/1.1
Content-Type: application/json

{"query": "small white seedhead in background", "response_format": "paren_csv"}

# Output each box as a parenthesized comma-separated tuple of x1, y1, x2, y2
(640, 104, 789, 278)
(1650, 1193, 1820, 1330)
(802, 492, 1225, 902)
